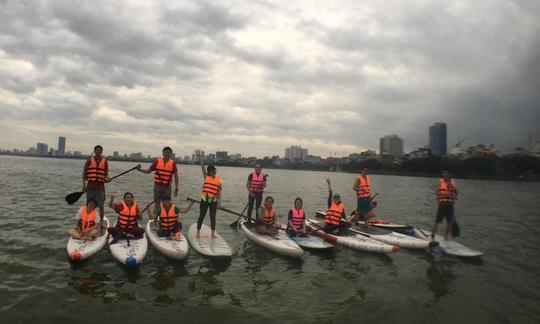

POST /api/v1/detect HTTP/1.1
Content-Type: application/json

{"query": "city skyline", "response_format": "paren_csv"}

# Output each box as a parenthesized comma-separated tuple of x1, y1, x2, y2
(0, 1, 539, 156)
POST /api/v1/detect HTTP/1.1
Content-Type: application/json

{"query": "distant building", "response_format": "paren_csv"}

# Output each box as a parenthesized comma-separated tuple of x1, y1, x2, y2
(57, 136, 66, 156)
(113, 151, 119, 158)
(36, 143, 48, 155)
(429, 123, 447, 156)
(464, 144, 497, 158)
(130, 152, 143, 159)
(379, 135, 404, 158)
(216, 151, 228, 162)
(285, 146, 308, 160)
(535, 142, 540, 153)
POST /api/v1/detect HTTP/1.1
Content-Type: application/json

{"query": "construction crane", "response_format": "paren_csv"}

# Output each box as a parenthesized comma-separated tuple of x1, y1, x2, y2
(454, 137, 468, 148)
(450, 137, 468, 155)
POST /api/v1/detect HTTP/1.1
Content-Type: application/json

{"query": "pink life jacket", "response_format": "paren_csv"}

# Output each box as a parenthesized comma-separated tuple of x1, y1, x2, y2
(248, 171, 265, 193)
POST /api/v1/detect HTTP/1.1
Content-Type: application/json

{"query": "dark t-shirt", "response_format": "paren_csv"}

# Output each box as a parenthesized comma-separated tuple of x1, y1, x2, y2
(84, 158, 109, 190)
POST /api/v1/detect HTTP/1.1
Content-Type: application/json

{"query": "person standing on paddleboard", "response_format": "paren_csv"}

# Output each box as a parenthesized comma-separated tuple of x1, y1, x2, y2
(246, 162, 267, 225)
(256, 196, 281, 235)
(286, 197, 306, 236)
(136, 146, 179, 202)
(195, 150, 222, 239)
(148, 196, 195, 240)
(108, 192, 145, 241)
(68, 199, 100, 240)
(324, 178, 349, 235)
(353, 167, 372, 221)
(82, 145, 110, 225)
(432, 169, 458, 241)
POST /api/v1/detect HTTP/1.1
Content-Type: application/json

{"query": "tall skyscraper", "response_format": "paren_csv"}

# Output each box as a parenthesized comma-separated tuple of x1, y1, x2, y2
(285, 146, 308, 160)
(36, 143, 48, 155)
(57, 136, 66, 156)
(379, 135, 404, 158)
(429, 123, 447, 156)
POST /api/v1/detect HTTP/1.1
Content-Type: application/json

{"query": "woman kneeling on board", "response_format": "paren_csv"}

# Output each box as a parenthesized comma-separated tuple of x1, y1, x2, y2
(257, 196, 281, 235)
(149, 196, 195, 240)
(108, 192, 144, 241)
(68, 199, 100, 240)
(323, 178, 349, 235)
(287, 197, 306, 236)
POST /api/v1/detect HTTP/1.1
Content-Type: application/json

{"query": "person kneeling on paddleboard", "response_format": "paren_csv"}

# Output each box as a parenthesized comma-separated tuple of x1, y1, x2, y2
(68, 199, 101, 240)
(149, 196, 195, 240)
(323, 178, 349, 235)
(108, 192, 144, 243)
(256, 196, 281, 235)
(287, 197, 306, 236)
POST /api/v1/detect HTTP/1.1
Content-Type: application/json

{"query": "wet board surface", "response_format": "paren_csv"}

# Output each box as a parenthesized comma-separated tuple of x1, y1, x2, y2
(107, 226, 148, 266)
(289, 234, 334, 250)
(146, 220, 189, 260)
(66, 217, 110, 261)
(413, 228, 483, 257)
(186, 223, 233, 257)
(240, 221, 303, 257)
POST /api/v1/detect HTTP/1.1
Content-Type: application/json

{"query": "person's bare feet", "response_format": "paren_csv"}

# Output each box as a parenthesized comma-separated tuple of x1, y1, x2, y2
(211, 232, 218, 239)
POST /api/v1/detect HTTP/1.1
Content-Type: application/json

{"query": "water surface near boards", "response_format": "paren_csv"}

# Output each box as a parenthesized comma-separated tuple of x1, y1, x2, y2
(0, 155, 539, 323)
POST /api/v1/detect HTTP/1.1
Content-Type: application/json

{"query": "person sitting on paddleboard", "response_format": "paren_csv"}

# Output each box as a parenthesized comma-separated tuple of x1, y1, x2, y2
(350, 201, 377, 224)
(324, 178, 349, 235)
(432, 169, 458, 241)
(287, 197, 306, 236)
(149, 196, 195, 241)
(68, 199, 100, 240)
(256, 196, 281, 235)
(195, 150, 222, 239)
(108, 192, 144, 241)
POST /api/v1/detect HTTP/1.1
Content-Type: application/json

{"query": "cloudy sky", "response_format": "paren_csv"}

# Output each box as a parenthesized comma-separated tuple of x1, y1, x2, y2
(1, 0, 539, 157)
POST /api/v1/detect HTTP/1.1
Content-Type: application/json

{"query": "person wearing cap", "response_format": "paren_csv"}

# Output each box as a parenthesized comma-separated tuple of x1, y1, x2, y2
(323, 177, 349, 234)
(136, 146, 179, 202)
(195, 150, 222, 238)
(148, 196, 195, 240)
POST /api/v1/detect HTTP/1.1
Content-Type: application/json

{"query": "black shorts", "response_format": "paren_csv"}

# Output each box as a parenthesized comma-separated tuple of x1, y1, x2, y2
(157, 221, 182, 237)
(436, 204, 454, 224)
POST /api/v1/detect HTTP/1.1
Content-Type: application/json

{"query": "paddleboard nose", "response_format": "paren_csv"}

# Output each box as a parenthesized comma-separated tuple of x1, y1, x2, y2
(391, 245, 400, 253)
(125, 256, 137, 266)
(429, 241, 440, 248)
(69, 251, 82, 261)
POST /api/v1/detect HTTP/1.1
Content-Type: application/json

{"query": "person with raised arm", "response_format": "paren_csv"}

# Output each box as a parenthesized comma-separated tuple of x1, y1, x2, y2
(195, 150, 222, 238)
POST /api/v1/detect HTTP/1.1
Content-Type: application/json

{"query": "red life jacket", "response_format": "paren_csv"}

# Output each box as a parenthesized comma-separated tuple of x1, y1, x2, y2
(202, 175, 221, 198)
(159, 203, 178, 230)
(79, 206, 97, 230)
(154, 158, 175, 186)
(290, 208, 304, 229)
(117, 201, 138, 229)
(356, 175, 371, 198)
(248, 171, 265, 193)
(85, 157, 107, 182)
(437, 179, 456, 203)
(325, 202, 344, 225)
(262, 207, 276, 225)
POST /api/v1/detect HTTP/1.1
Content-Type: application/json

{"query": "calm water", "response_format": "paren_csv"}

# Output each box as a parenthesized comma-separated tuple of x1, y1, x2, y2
(0, 155, 539, 323)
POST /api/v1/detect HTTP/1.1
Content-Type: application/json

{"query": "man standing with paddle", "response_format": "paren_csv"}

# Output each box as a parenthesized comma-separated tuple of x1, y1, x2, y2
(137, 146, 179, 202)
(82, 145, 110, 224)
(432, 169, 458, 241)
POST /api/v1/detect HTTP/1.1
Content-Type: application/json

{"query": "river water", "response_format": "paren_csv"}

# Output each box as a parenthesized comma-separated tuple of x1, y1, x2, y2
(0, 155, 538, 323)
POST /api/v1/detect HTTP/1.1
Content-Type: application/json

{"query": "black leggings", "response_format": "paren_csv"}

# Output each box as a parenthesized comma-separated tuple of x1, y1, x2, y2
(247, 192, 263, 221)
(197, 200, 217, 230)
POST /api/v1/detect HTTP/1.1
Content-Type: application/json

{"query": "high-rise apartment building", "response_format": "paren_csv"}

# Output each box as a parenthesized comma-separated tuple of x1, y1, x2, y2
(379, 135, 404, 158)
(429, 123, 447, 156)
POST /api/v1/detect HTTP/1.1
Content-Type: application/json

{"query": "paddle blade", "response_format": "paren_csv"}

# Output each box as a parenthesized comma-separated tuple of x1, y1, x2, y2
(452, 220, 460, 238)
(65, 191, 84, 205)
(230, 220, 239, 228)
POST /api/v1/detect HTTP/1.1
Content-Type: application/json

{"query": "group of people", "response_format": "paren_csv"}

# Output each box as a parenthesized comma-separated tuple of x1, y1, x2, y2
(69, 145, 459, 243)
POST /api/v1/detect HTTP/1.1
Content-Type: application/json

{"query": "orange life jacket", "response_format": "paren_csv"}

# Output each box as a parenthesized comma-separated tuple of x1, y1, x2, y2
(117, 201, 138, 229)
(159, 203, 178, 230)
(356, 175, 371, 198)
(154, 158, 175, 186)
(85, 157, 107, 182)
(325, 202, 344, 225)
(437, 179, 456, 204)
(290, 208, 304, 228)
(262, 206, 276, 225)
(248, 171, 265, 193)
(201, 175, 221, 198)
(79, 206, 97, 230)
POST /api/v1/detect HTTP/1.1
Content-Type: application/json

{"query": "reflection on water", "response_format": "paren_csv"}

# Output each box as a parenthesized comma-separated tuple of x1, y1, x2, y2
(425, 254, 456, 299)
(68, 268, 109, 298)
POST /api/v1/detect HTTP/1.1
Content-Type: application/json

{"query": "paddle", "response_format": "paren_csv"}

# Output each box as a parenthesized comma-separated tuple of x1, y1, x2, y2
(186, 197, 250, 228)
(65, 166, 138, 205)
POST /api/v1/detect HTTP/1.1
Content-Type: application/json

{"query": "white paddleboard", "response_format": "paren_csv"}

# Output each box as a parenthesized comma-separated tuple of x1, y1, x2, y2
(289, 234, 334, 250)
(67, 217, 110, 261)
(240, 221, 303, 257)
(146, 220, 189, 260)
(186, 223, 233, 257)
(350, 223, 434, 249)
(108, 226, 148, 266)
(413, 228, 483, 257)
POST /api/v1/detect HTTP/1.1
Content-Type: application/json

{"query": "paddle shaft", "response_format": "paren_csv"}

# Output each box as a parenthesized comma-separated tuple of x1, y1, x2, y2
(108, 166, 138, 182)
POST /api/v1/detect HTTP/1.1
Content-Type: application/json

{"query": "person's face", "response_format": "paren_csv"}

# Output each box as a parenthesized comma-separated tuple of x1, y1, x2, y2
(94, 147, 103, 157)
(163, 199, 171, 208)
(87, 201, 96, 210)
(163, 150, 172, 159)
(124, 195, 133, 204)
(333, 196, 341, 204)
(255, 164, 262, 173)
(443, 170, 450, 179)
(361, 168, 368, 176)
(264, 199, 273, 208)
(294, 200, 302, 209)
(208, 169, 216, 176)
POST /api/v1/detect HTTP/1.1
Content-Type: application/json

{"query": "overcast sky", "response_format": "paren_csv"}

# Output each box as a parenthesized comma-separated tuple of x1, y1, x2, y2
(1, 0, 539, 157)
